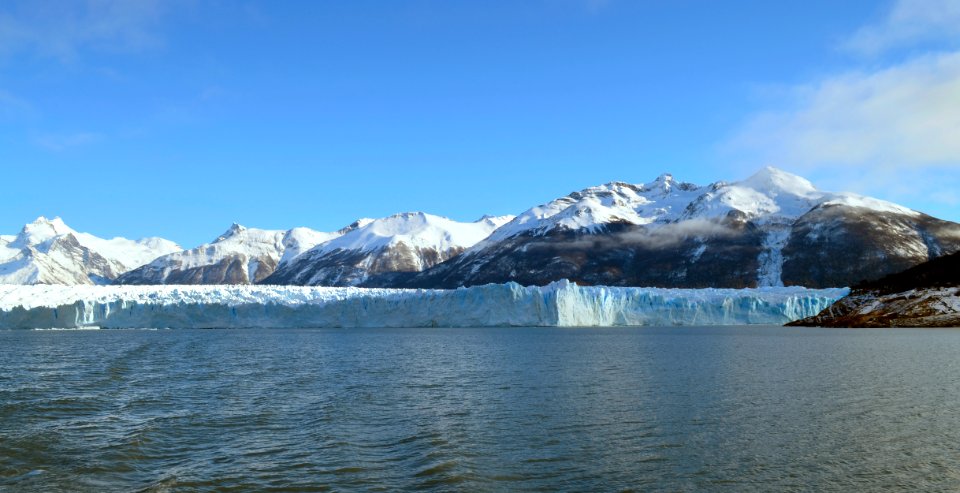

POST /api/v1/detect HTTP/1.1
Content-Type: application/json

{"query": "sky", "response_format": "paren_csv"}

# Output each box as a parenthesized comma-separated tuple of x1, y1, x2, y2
(2, 0, 959, 247)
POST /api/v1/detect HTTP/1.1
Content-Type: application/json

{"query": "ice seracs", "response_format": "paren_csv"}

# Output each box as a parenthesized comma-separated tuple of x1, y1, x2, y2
(0, 217, 181, 285)
(0, 282, 847, 329)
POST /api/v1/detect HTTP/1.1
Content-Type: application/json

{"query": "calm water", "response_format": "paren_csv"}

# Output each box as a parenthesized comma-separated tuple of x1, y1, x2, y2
(2, 326, 960, 492)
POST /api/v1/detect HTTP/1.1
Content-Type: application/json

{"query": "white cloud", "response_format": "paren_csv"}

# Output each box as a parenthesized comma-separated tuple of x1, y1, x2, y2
(843, 0, 960, 56)
(0, 0, 169, 61)
(727, 1, 960, 214)
(731, 51, 960, 169)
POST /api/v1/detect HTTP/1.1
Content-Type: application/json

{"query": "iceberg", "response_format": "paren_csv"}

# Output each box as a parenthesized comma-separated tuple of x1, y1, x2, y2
(0, 281, 847, 329)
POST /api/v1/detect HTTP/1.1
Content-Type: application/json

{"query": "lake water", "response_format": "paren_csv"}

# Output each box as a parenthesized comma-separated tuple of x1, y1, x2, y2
(2, 326, 960, 492)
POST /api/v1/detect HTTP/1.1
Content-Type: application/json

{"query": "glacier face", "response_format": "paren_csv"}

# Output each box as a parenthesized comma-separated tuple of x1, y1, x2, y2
(0, 282, 847, 329)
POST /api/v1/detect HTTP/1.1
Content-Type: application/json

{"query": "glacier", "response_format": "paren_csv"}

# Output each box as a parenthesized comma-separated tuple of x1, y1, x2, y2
(0, 281, 847, 329)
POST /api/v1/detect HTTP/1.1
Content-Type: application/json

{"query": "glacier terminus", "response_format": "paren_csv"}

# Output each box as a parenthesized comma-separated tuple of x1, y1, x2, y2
(0, 282, 846, 329)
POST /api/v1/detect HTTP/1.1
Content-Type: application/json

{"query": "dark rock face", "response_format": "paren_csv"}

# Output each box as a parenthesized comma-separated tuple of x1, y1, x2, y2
(788, 251, 960, 328)
(117, 255, 278, 285)
(53, 234, 124, 282)
(263, 242, 462, 287)
(781, 205, 960, 288)
(113, 225, 311, 285)
(400, 206, 960, 290)
(855, 250, 960, 294)
(785, 289, 960, 328)
(0, 216, 182, 285)
(31, 233, 124, 284)
(402, 217, 767, 289)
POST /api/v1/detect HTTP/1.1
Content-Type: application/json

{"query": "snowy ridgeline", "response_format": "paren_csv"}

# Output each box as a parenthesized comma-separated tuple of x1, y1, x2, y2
(0, 282, 847, 329)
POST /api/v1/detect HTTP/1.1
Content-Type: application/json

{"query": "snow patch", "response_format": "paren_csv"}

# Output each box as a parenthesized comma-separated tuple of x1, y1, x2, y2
(757, 227, 792, 287)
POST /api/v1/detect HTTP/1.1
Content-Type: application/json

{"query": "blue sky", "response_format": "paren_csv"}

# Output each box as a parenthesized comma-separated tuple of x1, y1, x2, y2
(2, 0, 959, 247)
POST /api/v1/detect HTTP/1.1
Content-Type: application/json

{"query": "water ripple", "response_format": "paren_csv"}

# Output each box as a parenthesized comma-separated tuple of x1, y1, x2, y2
(2, 327, 960, 491)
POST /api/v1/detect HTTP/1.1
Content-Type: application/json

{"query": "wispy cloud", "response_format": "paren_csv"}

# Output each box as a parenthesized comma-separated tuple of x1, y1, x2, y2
(0, 88, 34, 121)
(726, 0, 960, 211)
(842, 0, 960, 56)
(34, 132, 102, 151)
(528, 219, 737, 251)
(731, 51, 960, 169)
(0, 0, 170, 62)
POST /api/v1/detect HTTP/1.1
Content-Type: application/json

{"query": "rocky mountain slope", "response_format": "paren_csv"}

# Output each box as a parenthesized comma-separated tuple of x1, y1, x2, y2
(788, 252, 960, 327)
(0, 217, 181, 285)
(5, 167, 958, 289)
(263, 213, 514, 287)
(402, 167, 960, 289)
(116, 224, 337, 285)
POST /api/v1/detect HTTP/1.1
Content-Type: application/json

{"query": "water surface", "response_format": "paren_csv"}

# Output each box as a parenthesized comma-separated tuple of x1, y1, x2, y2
(2, 326, 960, 491)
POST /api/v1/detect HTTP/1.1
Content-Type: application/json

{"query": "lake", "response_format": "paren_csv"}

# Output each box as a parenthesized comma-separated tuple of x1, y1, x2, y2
(2, 326, 959, 491)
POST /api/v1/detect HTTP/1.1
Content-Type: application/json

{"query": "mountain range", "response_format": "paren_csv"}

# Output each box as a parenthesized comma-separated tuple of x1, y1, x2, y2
(116, 224, 337, 285)
(403, 167, 960, 289)
(3, 167, 958, 289)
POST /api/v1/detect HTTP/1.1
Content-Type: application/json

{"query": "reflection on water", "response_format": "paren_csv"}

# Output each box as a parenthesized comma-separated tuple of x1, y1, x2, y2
(2, 326, 960, 491)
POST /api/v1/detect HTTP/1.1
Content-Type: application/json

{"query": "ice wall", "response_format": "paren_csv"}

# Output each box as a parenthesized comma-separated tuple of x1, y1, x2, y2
(554, 282, 845, 326)
(0, 282, 847, 329)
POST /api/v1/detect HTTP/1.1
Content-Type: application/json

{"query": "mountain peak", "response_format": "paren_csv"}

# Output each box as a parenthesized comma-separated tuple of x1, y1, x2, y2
(338, 218, 375, 235)
(389, 211, 429, 221)
(638, 172, 701, 195)
(215, 223, 247, 242)
(17, 216, 75, 245)
(650, 173, 674, 190)
(655, 173, 674, 182)
(28, 215, 70, 230)
(740, 166, 817, 197)
(476, 214, 516, 228)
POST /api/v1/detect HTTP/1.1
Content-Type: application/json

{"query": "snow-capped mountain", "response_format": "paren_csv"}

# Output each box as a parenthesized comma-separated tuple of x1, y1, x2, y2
(116, 224, 337, 285)
(263, 213, 515, 287)
(7, 167, 956, 289)
(404, 167, 960, 289)
(0, 217, 181, 285)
